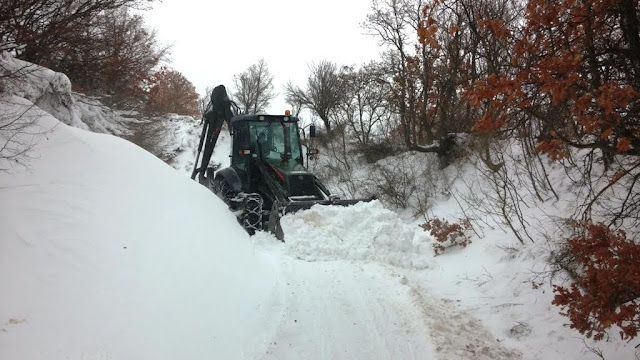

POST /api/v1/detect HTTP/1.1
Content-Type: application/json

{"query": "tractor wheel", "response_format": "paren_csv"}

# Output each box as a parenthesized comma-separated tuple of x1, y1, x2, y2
(205, 168, 216, 190)
(242, 194, 264, 234)
(211, 177, 235, 204)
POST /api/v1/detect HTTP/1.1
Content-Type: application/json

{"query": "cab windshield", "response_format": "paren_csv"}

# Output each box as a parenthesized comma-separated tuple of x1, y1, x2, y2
(249, 121, 302, 165)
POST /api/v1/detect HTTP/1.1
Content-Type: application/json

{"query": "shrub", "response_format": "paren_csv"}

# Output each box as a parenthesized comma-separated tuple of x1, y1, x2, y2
(364, 152, 446, 217)
(552, 223, 640, 341)
(421, 217, 472, 255)
(369, 161, 417, 209)
(356, 140, 398, 163)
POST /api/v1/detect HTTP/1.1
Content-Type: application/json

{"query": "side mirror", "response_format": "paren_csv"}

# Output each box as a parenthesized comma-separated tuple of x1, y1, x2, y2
(309, 124, 316, 138)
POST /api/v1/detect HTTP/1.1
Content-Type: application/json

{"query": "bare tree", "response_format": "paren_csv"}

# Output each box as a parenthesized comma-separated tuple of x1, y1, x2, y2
(0, 0, 153, 64)
(286, 95, 305, 117)
(232, 58, 276, 114)
(363, 0, 420, 146)
(0, 99, 44, 172)
(199, 86, 214, 117)
(284, 60, 345, 131)
(84, 8, 169, 107)
(339, 62, 392, 148)
(363, 0, 521, 166)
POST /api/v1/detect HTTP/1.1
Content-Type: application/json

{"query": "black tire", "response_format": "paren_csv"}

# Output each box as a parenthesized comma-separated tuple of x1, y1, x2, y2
(205, 167, 216, 189)
(242, 195, 264, 234)
(211, 177, 235, 204)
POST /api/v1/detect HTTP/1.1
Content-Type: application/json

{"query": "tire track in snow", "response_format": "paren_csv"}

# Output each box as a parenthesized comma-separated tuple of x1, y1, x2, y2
(256, 255, 436, 360)
(405, 281, 523, 360)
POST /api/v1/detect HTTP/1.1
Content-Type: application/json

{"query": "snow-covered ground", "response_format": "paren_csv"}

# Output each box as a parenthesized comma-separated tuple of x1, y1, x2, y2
(1, 54, 636, 359)
(0, 96, 283, 359)
(153, 114, 230, 177)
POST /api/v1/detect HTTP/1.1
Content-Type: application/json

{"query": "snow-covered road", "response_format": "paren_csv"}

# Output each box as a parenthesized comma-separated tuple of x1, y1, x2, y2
(250, 204, 523, 360)
(259, 253, 434, 359)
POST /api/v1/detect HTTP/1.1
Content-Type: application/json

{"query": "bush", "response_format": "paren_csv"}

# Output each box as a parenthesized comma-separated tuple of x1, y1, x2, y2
(368, 160, 418, 209)
(421, 217, 472, 255)
(552, 223, 640, 341)
(356, 140, 398, 163)
(364, 152, 446, 217)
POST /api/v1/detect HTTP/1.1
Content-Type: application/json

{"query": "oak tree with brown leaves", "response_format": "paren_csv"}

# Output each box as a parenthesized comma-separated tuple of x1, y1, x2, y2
(144, 68, 200, 117)
(461, 0, 640, 341)
(553, 223, 640, 341)
(468, 0, 640, 164)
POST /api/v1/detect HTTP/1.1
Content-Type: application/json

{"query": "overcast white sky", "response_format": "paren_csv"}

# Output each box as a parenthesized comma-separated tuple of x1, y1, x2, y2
(144, 0, 383, 115)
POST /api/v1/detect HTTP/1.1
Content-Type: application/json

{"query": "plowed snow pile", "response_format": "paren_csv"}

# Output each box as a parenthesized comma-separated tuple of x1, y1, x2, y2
(281, 201, 432, 269)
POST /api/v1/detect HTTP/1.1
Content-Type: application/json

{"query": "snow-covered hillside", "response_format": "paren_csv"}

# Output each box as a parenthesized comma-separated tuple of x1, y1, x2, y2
(0, 52, 130, 136)
(131, 113, 231, 176)
(1, 54, 636, 359)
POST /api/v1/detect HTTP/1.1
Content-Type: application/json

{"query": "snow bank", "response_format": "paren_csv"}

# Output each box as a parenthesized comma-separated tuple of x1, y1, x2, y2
(0, 97, 282, 360)
(281, 200, 433, 269)
(0, 52, 129, 135)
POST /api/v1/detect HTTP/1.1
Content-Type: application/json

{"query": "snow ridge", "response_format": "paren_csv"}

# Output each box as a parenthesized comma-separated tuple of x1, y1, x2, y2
(281, 201, 433, 270)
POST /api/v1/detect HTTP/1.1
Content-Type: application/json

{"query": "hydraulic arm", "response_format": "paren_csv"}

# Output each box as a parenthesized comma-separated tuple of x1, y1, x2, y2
(191, 85, 236, 182)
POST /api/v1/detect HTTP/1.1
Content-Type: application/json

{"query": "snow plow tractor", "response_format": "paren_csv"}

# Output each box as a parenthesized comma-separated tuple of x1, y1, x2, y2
(191, 85, 371, 240)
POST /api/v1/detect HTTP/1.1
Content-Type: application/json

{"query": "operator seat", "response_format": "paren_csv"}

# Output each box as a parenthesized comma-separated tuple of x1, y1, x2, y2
(256, 133, 271, 158)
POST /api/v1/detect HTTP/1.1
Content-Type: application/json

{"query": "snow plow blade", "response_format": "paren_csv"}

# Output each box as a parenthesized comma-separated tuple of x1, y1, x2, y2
(267, 198, 372, 241)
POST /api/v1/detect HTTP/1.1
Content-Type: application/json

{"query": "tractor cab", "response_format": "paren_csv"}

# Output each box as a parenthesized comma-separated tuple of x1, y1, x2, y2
(228, 114, 321, 200)
(230, 115, 303, 171)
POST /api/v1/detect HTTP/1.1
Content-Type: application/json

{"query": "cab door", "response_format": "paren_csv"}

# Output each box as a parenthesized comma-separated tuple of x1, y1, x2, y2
(231, 123, 250, 173)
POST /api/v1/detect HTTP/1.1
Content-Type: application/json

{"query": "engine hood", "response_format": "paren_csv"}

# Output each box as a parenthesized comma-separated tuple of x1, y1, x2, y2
(264, 160, 319, 198)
